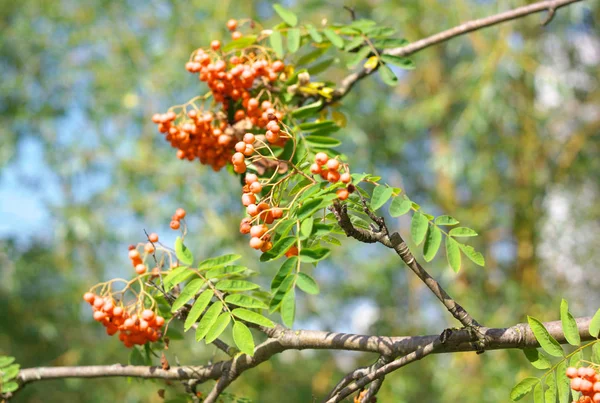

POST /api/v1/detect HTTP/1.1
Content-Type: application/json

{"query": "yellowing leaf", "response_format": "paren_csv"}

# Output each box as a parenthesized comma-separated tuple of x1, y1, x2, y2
(363, 56, 379, 69)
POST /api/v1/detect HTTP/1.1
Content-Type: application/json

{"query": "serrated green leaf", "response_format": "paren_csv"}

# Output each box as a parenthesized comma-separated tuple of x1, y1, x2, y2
(184, 289, 214, 331)
(292, 100, 323, 119)
(260, 236, 297, 262)
(0, 364, 19, 382)
(233, 322, 255, 356)
(224, 294, 268, 309)
(215, 280, 260, 292)
(299, 247, 330, 263)
(171, 278, 205, 313)
(457, 243, 485, 266)
(296, 272, 319, 295)
(371, 186, 393, 210)
(163, 266, 194, 292)
(323, 28, 344, 48)
(346, 46, 372, 68)
(175, 237, 194, 266)
(560, 299, 581, 346)
(545, 372, 556, 403)
(297, 197, 325, 220)
(270, 274, 295, 312)
(287, 28, 301, 53)
(589, 308, 600, 338)
(523, 348, 552, 369)
(232, 308, 274, 328)
(556, 360, 570, 403)
(0, 357, 15, 368)
(271, 257, 297, 291)
(273, 4, 298, 26)
(411, 212, 428, 245)
(206, 265, 246, 279)
(222, 35, 257, 52)
(423, 225, 442, 262)
(305, 24, 322, 42)
(449, 227, 478, 237)
(379, 64, 398, 86)
(380, 54, 415, 69)
(510, 377, 539, 401)
(270, 30, 284, 58)
(570, 349, 583, 367)
(528, 316, 564, 357)
(445, 237, 461, 273)
(281, 288, 296, 327)
(434, 215, 459, 226)
(533, 382, 544, 403)
(205, 313, 231, 344)
(1, 381, 18, 393)
(304, 136, 341, 147)
(196, 302, 223, 341)
(198, 254, 242, 270)
(300, 217, 314, 239)
(389, 197, 412, 217)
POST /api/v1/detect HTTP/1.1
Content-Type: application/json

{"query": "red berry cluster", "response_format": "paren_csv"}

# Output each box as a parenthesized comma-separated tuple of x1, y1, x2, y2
(238, 172, 284, 252)
(310, 152, 353, 200)
(567, 366, 600, 402)
(83, 293, 164, 348)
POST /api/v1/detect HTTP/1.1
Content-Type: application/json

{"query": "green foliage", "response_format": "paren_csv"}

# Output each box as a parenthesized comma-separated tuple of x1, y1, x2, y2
(0, 356, 19, 393)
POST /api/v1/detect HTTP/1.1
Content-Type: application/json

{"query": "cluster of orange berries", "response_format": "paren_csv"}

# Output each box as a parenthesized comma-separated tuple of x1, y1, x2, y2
(238, 173, 285, 252)
(170, 208, 186, 230)
(310, 152, 353, 200)
(152, 110, 234, 171)
(83, 293, 164, 347)
(567, 366, 600, 402)
(231, 113, 286, 173)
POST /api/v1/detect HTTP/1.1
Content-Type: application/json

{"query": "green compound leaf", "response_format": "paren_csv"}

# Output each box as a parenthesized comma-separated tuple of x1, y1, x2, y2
(305, 24, 322, 43)
(389, 197, 412, 217)
(215, 280, 260, 292)
(184, 289, 214, 331)
(271, 257, 297, 291)
(281, 288, 296, 327)
(510, 377, 539, 401)
(370, 186, 393, 210)
(171, 278, 205, 313)
(1, 381, 18, 393)
(296, 272, 319, 295)
(380, 54, 415, 69)
(205, 313, 231, 343)
(445, 237, 461, 273)
(299, 247, 330, 263)
(545, 372, 556, 403)
(560, 299, 581, 346)
(379, 64, 398, 86)
(195, 302, 223, 341)
(434, 215, 459, 226)
(0, 357, 15, 368)
(533, 382, 543, 403)
(410, 212, 428, 245)
(232, 308, 275, 328)
(273, 4, 298, 26)
(589, 308, 600, 338)
(163, 266, 194, 292)
(198, 254, 242, 270)
(233, 321, 255, 356)
(457, 243, 485, 267)
(449, 227, 478, 237)
(224, 294, 268, 309)
(323, 28, 344, 48)
(523, 348, 552, 369)
(270, 274, 295, 312)
(557, 360, 570, 403)
(528, 316, 564, 357)
(423, 225, 442, 262)
(287, 28, 301, 53)
(206, 265, 246, 279)
(270, 30, 284, 58)
(175, 237, 194, 266)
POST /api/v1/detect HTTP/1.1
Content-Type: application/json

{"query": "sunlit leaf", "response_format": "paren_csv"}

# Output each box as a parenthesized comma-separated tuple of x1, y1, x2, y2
(281, 289, 295, 327)
(423, 225, 442, 262)
(305, 24, 322, 42)
(590, 308, 600, 338)
(379, 64, 398, 86)
(523, 348, 552, 369)
(299, 247, 330, 263)
(323, 28, 344, 48)
(457, 243, 485, 266)
(411, 212, 428, 245)
(175, 236, 193, 266)
(528, 316, 564, 357)
(287, 28, 301, 53)
(273, 4, 298, 26)
(171, 278, 205, 313)
(196, 302, 223, 341)
(510, 377, 539, 401)
(434, 215, 459, 226)
(184, 289, 214, 331)
(371, 186, 393, 210)
(205, 313, 231, 343)
(296, 272, 319, 294)
(233, 322, 255, 356)
(198, 254, 242, 270)
(270, 31, 284, 58)
(389, 197, 412, 217)
(232, 308, 275, 328)
(560, 299, 581, 346)
(449, 227, 478, 237)
(224, 294, 268, 309)
(215, 280, 260, 292)
(445, 237, 461, 273)
(380, 54, 415, 69)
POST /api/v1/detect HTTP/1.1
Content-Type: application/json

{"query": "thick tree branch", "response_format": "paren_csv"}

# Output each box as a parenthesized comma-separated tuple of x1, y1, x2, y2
(7, 316, 595, 400)
(330, 0, 583, 103)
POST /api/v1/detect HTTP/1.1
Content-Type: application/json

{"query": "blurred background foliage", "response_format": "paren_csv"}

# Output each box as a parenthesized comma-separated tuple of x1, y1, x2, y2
(1, 0, 599, 401)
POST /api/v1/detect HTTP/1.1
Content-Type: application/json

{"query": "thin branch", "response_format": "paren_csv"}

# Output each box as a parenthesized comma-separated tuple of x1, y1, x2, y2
(332, 200, 481, 330)
(330, 0, 583, 103)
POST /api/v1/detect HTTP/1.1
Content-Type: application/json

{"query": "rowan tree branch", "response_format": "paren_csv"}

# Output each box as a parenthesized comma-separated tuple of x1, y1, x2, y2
(329, 0, 583, 103)
(5, 316, 596, 401)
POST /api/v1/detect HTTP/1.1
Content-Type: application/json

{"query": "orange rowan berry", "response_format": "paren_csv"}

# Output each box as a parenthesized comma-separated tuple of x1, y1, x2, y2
(250, 224, 268, 238)
(310, 163, 322, 174)
(337, 188, 350, 200)
(245, 173, 258, 184)
(113, 306, 124, 317)
(154, 316, 165, 327)
(247, 204, 259, 217)
(129, 249, 141, 260)
(128, 244, 136, 251)
(249, 182, 262, 194)
(327, 170, 341, 183)
(315, 152, 329, 165)
(572, 377, 583, 391)
(582, 380, 595, 394)
(141, 309, 155, 322)
(233, 163, 247, 174)
(175, 208, 186, 219)
(148, 233, 159, 243)
(93, 297, 105, 309)
(232, 152, 245, 164)
(83, 292, 95, 304)
(144, 243, 155, 254)
(170, 220, 181, 230)
(135, 264, 147, 274)
(231, 31, 242, 40)
(227, 19, 238, 31)
(340, 172, 352, 183)
(243, 132, 255, 144)
(260, 241, 273, 252)
(285, 246, 299, 257)
(235, 141, 246, 152)
(326, 159, 340, 171)
(249, 237, 264, 249)
(243, 144, 255, 157)
(567, 367, 579, 378)
(93, 311, 106, 321)
(271, 207, 283, 219)
(241, 193, 256, 207)
(210, 40, 221, 50)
